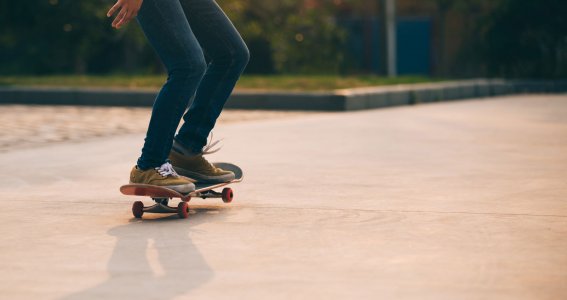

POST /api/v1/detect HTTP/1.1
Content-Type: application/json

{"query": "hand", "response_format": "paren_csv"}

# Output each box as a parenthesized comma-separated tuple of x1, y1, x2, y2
(107, 0, 143, 29)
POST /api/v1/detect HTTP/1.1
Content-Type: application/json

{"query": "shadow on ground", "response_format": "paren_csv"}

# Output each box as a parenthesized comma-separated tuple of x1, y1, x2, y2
(60, 206, 229, 300)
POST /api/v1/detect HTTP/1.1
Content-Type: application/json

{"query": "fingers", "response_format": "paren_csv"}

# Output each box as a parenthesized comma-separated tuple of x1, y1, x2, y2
(107, 2, 120, 18)
(112, 8, 129, 28)
(108, 0, 140, 29)
(115, 10, 139, 29)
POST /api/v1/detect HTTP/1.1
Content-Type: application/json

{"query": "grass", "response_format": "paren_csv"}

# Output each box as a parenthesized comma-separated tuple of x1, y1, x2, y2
(0, 74, 439, 91)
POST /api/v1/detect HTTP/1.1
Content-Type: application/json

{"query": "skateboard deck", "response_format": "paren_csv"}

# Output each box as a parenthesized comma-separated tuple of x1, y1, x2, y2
(120, 162, 243, 219)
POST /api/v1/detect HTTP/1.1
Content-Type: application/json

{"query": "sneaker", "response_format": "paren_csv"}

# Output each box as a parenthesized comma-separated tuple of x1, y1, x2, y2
(168, 145, 235, 183)
(130, 162, 196, 194)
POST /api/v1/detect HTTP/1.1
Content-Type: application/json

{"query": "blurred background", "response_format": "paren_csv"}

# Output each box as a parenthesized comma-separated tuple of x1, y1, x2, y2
(0, 0, 566, 80)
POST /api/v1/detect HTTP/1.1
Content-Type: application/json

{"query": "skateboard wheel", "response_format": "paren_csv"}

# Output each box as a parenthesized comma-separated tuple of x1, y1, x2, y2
(177, 202, 189, 219)
(132, 201, 144, 219)
(221, 188, 233, 203)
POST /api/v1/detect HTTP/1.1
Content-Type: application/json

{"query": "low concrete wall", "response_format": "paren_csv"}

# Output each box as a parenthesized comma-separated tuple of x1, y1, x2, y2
(0, 87, 157, 106)
(0, 79, 565, 111)
(224, 91, 345, 111)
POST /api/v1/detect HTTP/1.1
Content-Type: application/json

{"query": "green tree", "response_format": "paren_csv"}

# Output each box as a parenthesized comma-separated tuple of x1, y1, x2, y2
(220, 0, 347, 74)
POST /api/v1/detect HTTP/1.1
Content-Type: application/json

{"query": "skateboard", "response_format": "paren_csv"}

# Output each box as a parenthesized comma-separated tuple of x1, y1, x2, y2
(120, 162, 243, 219)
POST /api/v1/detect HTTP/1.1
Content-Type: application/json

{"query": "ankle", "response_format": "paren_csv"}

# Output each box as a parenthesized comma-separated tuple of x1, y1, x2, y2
(172, 139, 201, 156)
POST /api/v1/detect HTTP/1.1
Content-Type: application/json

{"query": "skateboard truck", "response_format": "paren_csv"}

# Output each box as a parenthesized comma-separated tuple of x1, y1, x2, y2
(126, 186, 235, 219)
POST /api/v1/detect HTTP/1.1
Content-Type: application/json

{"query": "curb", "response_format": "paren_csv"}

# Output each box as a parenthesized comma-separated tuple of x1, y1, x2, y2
(335, 79, 567, 111)
(0, 79, 565, 111)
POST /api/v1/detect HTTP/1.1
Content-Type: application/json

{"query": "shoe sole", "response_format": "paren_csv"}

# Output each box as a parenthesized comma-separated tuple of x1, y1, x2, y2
(128, 181, 195, 194)
(165, 183, 195, 194)
(173, 166, 235, 184)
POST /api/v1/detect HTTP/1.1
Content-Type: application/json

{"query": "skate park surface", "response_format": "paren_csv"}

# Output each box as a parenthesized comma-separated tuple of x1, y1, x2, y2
(0, 95, 566, 299)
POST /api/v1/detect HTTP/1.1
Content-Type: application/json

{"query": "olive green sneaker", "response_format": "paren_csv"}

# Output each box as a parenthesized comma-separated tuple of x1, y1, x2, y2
(168, 143, 235, 183)
(130, 162, 196, 194)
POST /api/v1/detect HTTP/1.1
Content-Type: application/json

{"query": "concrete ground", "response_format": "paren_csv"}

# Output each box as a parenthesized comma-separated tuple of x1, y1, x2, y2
(0, 105, 321, 152)
(0, 106, 318, 152)
(0, 95, 566, 299)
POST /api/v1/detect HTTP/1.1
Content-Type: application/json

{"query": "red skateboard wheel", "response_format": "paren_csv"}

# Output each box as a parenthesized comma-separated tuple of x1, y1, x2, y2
(177, 202, 189, 219)
(221, 187, 233, 203)
(132, 201, 144, 219)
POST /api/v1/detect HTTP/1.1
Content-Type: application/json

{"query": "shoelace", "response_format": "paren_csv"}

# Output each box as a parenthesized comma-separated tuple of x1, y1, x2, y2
(201, 132, 223, 155)
(155, 162, 179, 177)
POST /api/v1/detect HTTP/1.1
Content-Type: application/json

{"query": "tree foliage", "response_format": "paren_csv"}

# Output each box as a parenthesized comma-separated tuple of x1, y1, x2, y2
(0, 0, 156, 74)
(0, 0, 565, 78)
(479, 0, 567, 78)
(0, 0, 346, 75)
(426, 0, 566, 78)
(218, 0, 347, 73)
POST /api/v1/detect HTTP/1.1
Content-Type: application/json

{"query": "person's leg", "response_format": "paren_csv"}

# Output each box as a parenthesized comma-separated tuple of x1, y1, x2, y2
(174, 0, 250, 153)
(135, 0, 208, 170)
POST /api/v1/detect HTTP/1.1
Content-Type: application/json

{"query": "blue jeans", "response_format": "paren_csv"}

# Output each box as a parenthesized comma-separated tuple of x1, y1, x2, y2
(135, 0, 249, 170)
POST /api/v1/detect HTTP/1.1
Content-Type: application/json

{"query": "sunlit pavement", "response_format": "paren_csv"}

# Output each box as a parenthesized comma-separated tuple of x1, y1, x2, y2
(0, 95, 566, 299)
(0, 106, 317, 152)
